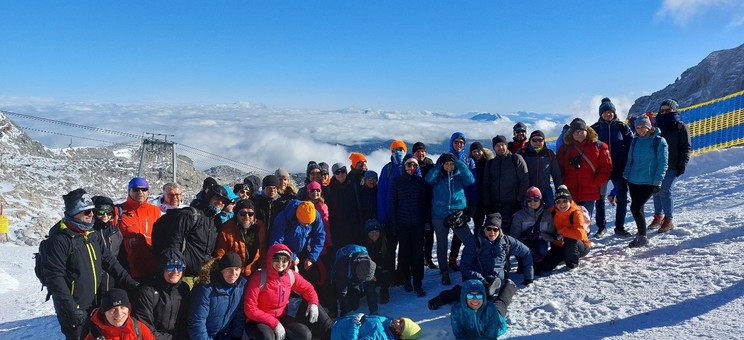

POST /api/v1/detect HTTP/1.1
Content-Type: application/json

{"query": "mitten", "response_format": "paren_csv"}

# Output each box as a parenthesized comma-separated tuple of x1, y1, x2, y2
(274, 322, 286, 340)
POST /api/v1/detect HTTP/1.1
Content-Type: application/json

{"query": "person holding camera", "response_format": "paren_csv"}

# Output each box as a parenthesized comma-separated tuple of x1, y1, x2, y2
(425, 152, 475, 285)
(556, 118, 613, 237)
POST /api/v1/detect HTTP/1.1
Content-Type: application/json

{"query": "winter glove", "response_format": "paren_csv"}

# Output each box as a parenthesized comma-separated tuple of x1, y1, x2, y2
(522, 278, 533, 286)
(306, 303, 319, 324)
(274, 322, 286, 340)
(487, 278, 502, 297)
(653, 186, 661, 194)
(70, 309, 88, 327)
(350, 312, 365, 326)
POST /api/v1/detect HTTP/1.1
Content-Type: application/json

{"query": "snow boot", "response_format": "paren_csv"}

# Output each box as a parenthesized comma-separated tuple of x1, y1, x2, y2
(658, 217, 674, 233)
(425, 257, 438, 269)
(379, 287, 390, 304)
(628, 235, 648, 248)
(448, 256, 460, 272)
(441, 270, 451, 285)
(648, 214, 663, 230)
(414, 285, 426, 297)
(594, 227, 607, 238)
(403, 280, 413, 292)
(614, 227, 633, 237)
(427, 293, 445, 310)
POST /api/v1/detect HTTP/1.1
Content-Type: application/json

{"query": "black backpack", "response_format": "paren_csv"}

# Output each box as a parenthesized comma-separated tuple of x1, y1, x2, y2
(151, 207, 198, 256)
(33, 223, 71, 301)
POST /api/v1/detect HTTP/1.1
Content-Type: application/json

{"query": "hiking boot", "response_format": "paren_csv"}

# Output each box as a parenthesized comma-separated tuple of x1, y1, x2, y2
(628, 235, 648, 248)
(658, 217, 674, 233)
(614, 228, 633, 237)
(441, 271, 451, 285)
(379, 287, 390, 304)
(414, 285, 426, 297)
(403, 281, 413, 292)
(594, 227, 607, 238)
(425, 257, 438, 269)
(448, 257, 460, 271)
(648, 214, 663, 230)
(428, 295, 443, 310)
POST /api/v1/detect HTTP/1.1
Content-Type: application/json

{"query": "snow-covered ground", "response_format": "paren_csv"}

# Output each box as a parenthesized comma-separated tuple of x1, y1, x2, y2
(2, 146, 743, 339)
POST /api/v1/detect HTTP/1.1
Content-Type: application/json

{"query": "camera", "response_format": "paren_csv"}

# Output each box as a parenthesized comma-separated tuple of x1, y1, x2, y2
(570, 156, 582, 169)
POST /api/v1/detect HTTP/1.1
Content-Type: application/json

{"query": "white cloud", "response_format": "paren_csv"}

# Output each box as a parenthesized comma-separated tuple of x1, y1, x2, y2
(656, 0, 737, 26)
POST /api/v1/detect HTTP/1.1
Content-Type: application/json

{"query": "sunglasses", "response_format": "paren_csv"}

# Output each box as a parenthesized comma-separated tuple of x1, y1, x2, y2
(310, 189, 321, 193)
(238, 211, 255, 217)
(131, 187, 149, 192)
(466, 292, 484, 300)
(272, 256, 290, 263)
(531, 138, 544, 142)
(484, 226, 500, 232)
(95, 210, 113, 216)
(515, 129, 527, 133)
(405, 163, 418, 168)
(166, 265, 185, 273)
(82, 209, 95, 215)
(334, 170, 347, 175)
(526, 197, 541, 203)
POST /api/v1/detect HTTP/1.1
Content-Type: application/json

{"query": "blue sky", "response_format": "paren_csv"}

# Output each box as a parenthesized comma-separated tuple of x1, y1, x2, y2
(1, 1, 743, 114)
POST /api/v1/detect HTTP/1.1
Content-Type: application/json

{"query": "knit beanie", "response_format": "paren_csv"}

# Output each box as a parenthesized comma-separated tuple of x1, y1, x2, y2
(555, 185, 572, 201)
(349, 152, 367, 165)
(233, 183, 248, 194)
(354, 256, 376, 282)
(569, 118, 588, 134)
(399, 318, 423, 339)
(100, 288, 130, 312)
(363, 170, 378, 181)
(63, 188, 95, 216)
(234, 199, 254, 213)
(318, 162, 330, 174)
(306, 161, 320, 176)
(364, 219, 382, 233)
(274, 168, 290, 179)
(203, 177, 218, 189)
(436, 153, 457, 165)
(305, 181, 321, 193)
(91, 195, 114, 213)
(412, 142, 426, 153)
(635, 115, 653, 129)
(403, 154, 418, 165)
(295, 201, 317, 225)
(492, 135, 508, 147)
(159, 249, 185, 271)
(660, 99, 679, 111)
(529, 130, 545, 140)
(390, 140, 408, 153)
(513, 122, 527, 132)
(219, 252, 242, 270)
(526, 186, 543, 200)
(484, 213, 502, 229)
(262, 175, 280, 189)
(470, 141, 483, 152)
(599, 97, 616, 115)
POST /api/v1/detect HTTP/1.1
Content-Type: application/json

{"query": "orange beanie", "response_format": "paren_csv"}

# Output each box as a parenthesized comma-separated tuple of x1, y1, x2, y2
(390, 140, 408, 153)
(349, 152, 367, 165)
(295, 201, 317, 225)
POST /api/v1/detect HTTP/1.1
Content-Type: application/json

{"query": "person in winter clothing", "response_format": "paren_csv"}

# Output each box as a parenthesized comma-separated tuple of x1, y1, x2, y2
(162, 185, 230, 287)
(591, 98, 635, 237)
(510, 187, 554, 275)
(348, 152, 369, 186)
(377, 140, 408, 280)
(155, 182, 187, 214)
(45, 188, 139, 340)
(541, 186, 592, 271)
(425, 153, 476, 285)
(254, 174, 290, 236)
(269, 199, 326, 271)
(214, 199, 266, 277)
(651, 99, 692, 232)
(508, 122, 529, 153)
(331, 314, 423, 340)
(450, 279, 510, 340)
(133, 250, 191, 340)
(331, 244, 378, 315)
(243, 244, 333, 340)
(83, 288, 156, 340)
(327, 162, 364, 248)
(359, 170, 379, 222)
(91, 195, 124, 295)
(446, 132, 478, 272)
(116, 177, 163, 280)
(188, 252, 248, 340)
(243, 175, 261, 200)
(305, 181, 333, 285)
(319, 162, 332, 187)
(557, 118, 613, 236)
(469, 141, 495, 230)
(482, 135, 530, 236)
(390, 155, 429, 297)
(297, 161, 329, 201)
(275, 168, 299, 201)
(191, 177, 220, 207)
(412, 141, 438, 270)
(217, 185, 240, 225)
(234, 183, 251, 201)
(517, 130, 562, 208)
(624, 116, 669, 247)
(362, 219, 393, 305)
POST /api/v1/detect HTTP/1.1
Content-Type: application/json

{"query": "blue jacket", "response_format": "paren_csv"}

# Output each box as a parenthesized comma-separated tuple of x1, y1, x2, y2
(461, 233, 534, 284)
(425, 160, 475, 220)
(187, 274, 247, 340)
(451, 279, 506, 339)
(269, 199, 326, 262)
(390, 172, 429, 230)
(331, 313, 396, 340)
(592, 118, 634, 179)
(623, 128, 669, 186)
(377, 155, 406, 224)
(450, 132, 478, 212)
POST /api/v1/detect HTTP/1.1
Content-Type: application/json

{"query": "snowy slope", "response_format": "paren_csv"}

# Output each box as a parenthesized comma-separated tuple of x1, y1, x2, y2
(1, 146, 744, 339)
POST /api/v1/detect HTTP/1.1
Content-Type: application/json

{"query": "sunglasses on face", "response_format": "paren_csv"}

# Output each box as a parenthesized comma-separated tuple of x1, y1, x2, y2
(132, 187, 149, 192)
(82, 209, 95, 215)
(484, 226, 499, 232)
(95, 210, 113, 216)
(531, 138, 544, 142)
(166, 265, 185, 273)
(238, 210, 255, 217)
(272, 256, 290, 263)
(405, 163, 418, 168)
(466, 292, 484, 300)
(310, 189, 321, 193)
(515, 129, 527, 133)
(334, 170, 347, 175)
(526, 197, 541, 203)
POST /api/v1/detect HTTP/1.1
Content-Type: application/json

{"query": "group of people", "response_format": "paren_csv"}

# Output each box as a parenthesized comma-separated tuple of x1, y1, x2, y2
(40, 97, 691, 339)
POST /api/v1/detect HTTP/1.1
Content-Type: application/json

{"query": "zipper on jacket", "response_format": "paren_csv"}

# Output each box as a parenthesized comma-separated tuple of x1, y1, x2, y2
(84, 234, 98, 296)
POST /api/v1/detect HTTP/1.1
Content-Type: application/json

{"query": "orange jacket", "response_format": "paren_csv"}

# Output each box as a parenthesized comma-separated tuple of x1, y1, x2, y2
(549, 202, 592, 248)
(214, 218, 266, 277)
(115, 196, 162, 279)
(84, 308, 156, 340)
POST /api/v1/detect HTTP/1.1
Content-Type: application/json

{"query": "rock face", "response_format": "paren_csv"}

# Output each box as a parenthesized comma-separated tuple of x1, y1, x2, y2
(630, 43, 744, 115)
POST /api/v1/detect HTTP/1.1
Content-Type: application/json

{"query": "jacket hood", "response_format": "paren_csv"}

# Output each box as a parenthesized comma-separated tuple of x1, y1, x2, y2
(562, 126, 599, 146)
(449, 132, 470, 163)
(460, 279, 487, 310)
(265, 243, 293, 271)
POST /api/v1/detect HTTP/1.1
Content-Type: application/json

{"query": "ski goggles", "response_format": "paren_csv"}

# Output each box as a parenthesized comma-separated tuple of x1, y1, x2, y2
(466, 292, 484, 300)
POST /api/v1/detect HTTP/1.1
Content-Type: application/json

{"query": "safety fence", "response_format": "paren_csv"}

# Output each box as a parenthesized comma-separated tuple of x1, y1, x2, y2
(681, 89, 744, 155)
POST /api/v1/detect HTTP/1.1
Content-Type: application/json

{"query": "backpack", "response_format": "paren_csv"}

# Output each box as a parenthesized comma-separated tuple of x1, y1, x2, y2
(332, 245, 374, 282)
(552, 206, 592, 234)
(33, 223, 72, 301)
(151, 207, 198, 256)
(258, 268, 295, 292)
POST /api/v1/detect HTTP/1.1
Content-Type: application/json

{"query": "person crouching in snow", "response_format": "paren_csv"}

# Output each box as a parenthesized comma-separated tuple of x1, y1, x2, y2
(331, 313, 423, 339)
(510, 187, 554, 276)
(331, 244, 378, 316)
(540, 185, 592, 272)
(82, 288, 156, 340)
(451, 279, 515, 339)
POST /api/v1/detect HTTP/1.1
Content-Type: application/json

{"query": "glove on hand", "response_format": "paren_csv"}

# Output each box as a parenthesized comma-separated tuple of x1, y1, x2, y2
(653, 186, 661, 194)
(71, 309, 88, 326)
(306, 303, 319, 324)
(274, 322, 286, 340)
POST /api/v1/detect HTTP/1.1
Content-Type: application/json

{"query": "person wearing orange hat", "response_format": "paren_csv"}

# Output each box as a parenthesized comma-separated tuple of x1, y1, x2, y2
(269, 199, 326, 271)
(348, 152, 368, 187)
(377, 140, 409, 286)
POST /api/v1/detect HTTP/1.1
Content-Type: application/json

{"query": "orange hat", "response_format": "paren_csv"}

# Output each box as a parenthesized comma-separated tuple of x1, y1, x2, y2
(349, 152, 367, 165)
(390, 140, 407, 153)
(295, 201, 317, 225)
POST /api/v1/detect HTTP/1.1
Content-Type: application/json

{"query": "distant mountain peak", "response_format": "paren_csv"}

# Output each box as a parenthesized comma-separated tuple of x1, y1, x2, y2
(469, 112, 502, 121)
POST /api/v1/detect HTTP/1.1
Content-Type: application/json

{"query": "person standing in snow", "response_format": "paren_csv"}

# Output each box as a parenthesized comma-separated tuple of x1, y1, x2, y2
(116, 177, 163, 280)
(348, 151, 369, 187)
(482, 135, 529, 236)
(517, 130, 562, 208)
(650, 99, 691, 233)
(412, 141, 438, 270)
(446, 132, 478, 272)
(624, 116, 669, 247)
(508, 122, 529, 154)
(91, 195, 123, 296)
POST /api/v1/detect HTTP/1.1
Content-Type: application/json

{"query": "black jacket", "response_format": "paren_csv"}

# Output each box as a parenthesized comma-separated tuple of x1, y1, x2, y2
(359, 186, 378, 222)
(93, 219, 124, 294)
(327, 177, 364, 248)
(165, 207, 218, 276)
(133, 276, 191, 340)
(253, 194, 289, 236)
(44, 220, 137, 323)
(390, 172, 429, 230)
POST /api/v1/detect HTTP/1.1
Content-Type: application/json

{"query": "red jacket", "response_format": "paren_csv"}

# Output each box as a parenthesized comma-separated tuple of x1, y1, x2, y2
(115, 196, 162, 279)
(214, 218, 266, 277)
(84, 308, 156, 340)
(243, 244, 319, 328)
(557, 132, 612, 202)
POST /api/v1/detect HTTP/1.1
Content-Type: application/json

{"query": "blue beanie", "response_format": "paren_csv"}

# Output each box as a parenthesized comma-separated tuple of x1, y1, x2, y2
(599, 97, 616, 115)
(128, 177, 149, 191)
